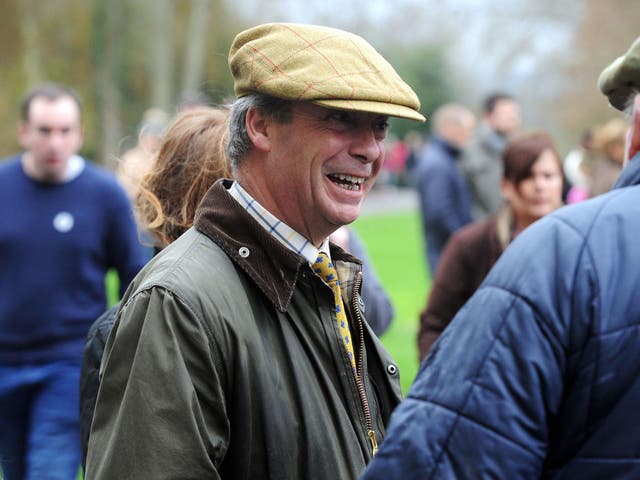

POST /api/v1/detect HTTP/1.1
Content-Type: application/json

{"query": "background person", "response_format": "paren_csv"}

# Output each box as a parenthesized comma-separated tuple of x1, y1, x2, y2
(86, 22, 425, 479)
(116, 107, 170, 201)
(329, 226, 395, 336)
(417, 131, 564, 360)
(588, 117, 628, 197)
(462, 92, 521, 220)
(563, 127, 594, 203)
(116, 107, 171, 258)
(79, 106, 232, 468)
(416, 103, 476, 274)
(362, 35, 640, 479)
(0, 83, 147, 480)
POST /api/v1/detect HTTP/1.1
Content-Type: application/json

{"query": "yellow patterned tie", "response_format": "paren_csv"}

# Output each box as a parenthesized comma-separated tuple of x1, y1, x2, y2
(313, 252, 356, 371)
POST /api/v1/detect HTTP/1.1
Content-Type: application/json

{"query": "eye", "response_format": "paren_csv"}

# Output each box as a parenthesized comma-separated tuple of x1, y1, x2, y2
(327, 110, 351, 123)
(374, 119, 389, 133)
(373, 118, 389, 139)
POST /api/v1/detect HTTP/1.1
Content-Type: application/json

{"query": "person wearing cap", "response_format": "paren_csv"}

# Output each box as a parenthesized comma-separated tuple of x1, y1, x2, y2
(361, 35, 640, 480)
(116, 107, 170, 201)
(85, 22, 424, 480)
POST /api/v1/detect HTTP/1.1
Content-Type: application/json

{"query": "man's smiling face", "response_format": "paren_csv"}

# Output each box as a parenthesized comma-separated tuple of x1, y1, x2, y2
(245, 102, 388, 246)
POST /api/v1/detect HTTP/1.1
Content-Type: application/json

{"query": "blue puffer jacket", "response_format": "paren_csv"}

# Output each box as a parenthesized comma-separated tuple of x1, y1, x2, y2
(362, 155, 640, 479)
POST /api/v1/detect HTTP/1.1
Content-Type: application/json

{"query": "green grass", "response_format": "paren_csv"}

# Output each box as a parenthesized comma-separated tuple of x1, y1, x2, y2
(105, 270, 120, 308)
(352, 209, 430, 394)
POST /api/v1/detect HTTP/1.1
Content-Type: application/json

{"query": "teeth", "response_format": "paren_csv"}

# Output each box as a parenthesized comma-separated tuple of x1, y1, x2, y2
(335, 174, 365, 184)
(338, 183, 360, 191)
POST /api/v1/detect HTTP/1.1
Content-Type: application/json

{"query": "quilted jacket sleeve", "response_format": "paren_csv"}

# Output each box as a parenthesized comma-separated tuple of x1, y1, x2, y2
(362, 212, 597, 479)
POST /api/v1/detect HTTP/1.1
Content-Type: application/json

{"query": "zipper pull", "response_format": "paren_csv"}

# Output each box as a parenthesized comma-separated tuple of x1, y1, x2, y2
(367, 429, 378, 456)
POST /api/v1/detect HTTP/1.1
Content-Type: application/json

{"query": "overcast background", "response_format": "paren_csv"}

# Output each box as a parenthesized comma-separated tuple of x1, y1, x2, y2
(1, 0, 638, 163)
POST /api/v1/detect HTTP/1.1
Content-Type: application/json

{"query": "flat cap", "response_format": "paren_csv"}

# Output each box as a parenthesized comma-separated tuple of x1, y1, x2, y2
(229, 23, 425, 122)
(598, 36, 640, 111)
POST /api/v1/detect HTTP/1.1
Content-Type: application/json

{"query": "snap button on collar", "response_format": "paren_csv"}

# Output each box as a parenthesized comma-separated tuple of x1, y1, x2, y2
(239, 247, 250, 258)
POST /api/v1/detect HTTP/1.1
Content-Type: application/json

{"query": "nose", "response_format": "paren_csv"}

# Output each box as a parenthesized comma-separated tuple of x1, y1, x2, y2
(349, 126, 384, 164)
(533, 174, 551, 191)
(48, 131, 66, 151)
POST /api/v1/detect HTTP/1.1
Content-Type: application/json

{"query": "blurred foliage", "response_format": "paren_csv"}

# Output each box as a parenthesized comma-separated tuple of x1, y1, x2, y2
(382, 45, 453, 140)
(560, 0, 640, 150)
(0, 0, 452, 165)
(0, 0, 242, 164)
(3, 0, 632, 164)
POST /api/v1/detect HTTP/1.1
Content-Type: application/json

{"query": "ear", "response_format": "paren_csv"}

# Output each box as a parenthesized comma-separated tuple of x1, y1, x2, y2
(625, 94, 640, 164)
(245, 106, 271, 153)
(17, 122, 30, 149)
(76, 125, 85, 151)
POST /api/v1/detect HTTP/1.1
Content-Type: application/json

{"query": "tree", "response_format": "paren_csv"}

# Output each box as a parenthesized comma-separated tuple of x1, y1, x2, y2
(560, 0, 640, 148)
(150, 0, 174, 112)
(181, 0, 213, 98)
(92, 0, 125, 167)
(382, 45, 453, 140)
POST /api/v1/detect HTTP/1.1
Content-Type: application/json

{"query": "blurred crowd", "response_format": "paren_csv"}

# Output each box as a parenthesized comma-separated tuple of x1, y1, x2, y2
(379, 99, 628, 207)
(1, 20, 640, 480)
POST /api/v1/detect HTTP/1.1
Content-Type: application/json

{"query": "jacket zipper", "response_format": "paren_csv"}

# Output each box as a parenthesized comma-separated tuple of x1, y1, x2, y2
(351, 271, 378, 457)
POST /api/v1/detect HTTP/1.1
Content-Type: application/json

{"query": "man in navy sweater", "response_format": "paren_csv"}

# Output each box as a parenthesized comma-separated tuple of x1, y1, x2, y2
(0, 83, 147, 480)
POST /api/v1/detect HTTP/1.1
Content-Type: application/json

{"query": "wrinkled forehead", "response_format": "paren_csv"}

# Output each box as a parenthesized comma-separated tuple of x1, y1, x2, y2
(295, 101, 389, 122)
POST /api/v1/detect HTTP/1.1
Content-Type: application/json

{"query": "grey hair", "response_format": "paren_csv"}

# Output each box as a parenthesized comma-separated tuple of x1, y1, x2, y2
(226, 93, 294, 169)
(431, 103, 474, 135)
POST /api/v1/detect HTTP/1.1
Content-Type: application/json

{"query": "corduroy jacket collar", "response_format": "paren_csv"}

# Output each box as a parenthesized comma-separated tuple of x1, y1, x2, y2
(193, 179, 361, 313)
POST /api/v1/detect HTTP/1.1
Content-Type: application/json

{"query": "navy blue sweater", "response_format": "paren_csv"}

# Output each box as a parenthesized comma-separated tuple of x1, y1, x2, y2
(0, 155, 147, 364)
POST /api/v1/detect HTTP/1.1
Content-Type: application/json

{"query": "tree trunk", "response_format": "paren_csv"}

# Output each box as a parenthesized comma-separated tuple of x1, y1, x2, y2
(93, 0, 124, 168)
(180, 0, 212, 100)
(151, 0, 173, 111)
(18, 0, 42, 87)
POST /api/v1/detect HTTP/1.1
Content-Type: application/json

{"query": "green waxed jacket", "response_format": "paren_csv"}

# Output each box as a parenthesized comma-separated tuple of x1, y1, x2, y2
(86, 179, 402, 480)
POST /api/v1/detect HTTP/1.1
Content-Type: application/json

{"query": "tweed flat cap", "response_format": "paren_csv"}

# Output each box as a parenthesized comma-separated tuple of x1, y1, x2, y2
(229, 23, 425, 122)
(599, 36, 640, 111)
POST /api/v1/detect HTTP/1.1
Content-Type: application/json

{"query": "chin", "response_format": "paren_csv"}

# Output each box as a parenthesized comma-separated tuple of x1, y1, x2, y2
(332, 209, 361, 227)
(530, 208, 552, 219)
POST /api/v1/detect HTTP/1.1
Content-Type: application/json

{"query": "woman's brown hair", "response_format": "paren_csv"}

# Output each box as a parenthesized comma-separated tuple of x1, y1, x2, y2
(502, 131, 562, 188)
(135, 106, 232, 248)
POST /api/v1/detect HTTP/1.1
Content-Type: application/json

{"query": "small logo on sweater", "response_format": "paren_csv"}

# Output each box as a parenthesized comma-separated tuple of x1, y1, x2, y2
(53, 212, 74, 233)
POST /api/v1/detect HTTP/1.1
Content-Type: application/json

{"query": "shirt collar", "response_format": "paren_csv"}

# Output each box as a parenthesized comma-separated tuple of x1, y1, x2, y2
(20, 154, 85, 183)
(65, 155, 85, 181)
(228, 181, 329, 264)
